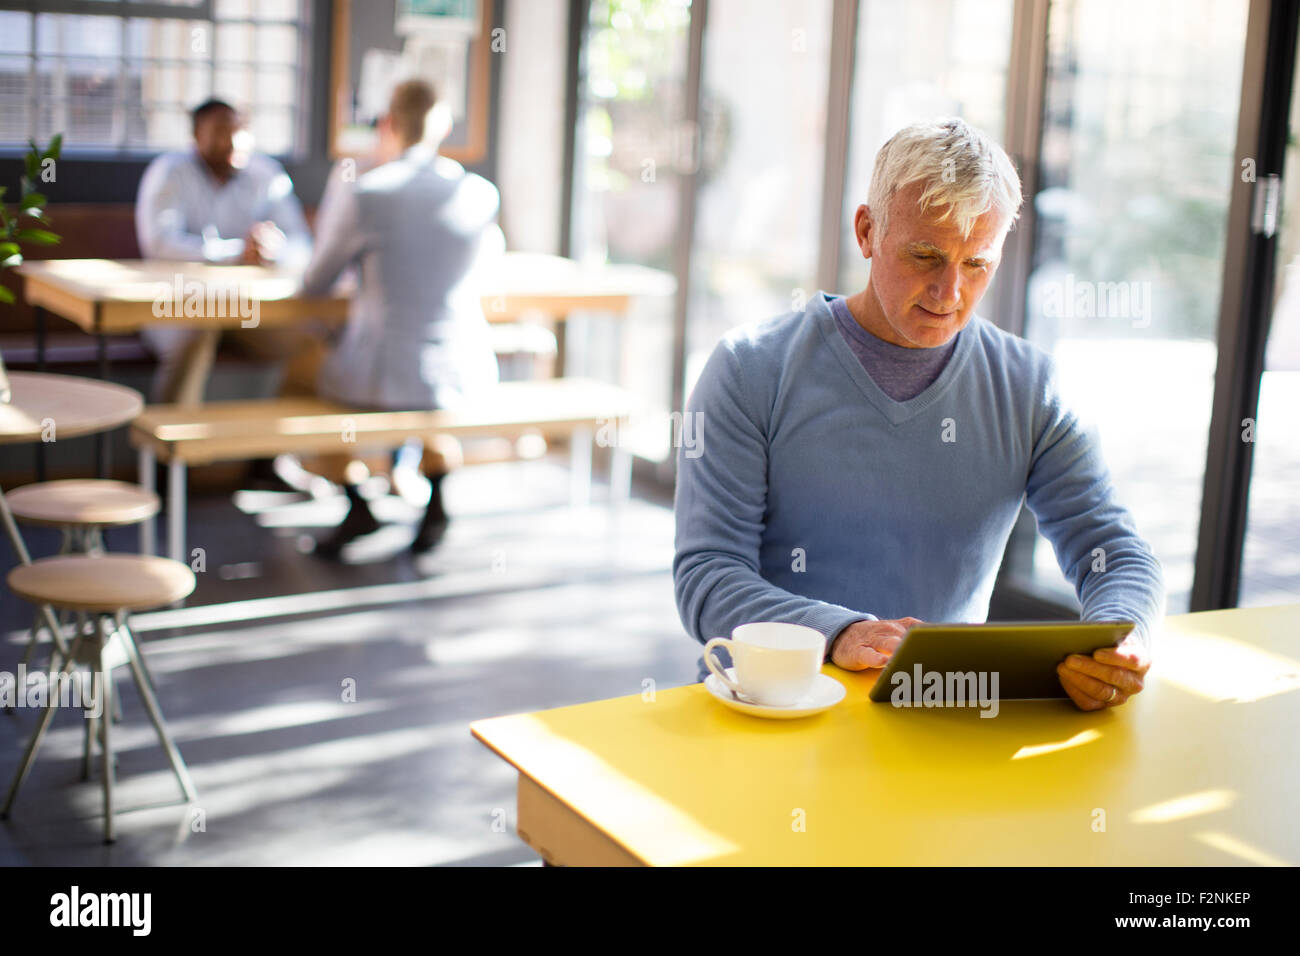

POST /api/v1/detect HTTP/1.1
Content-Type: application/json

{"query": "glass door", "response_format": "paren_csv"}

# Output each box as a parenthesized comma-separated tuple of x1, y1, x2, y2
(1239, 11, 1300, 607)
(1012, 0, 1250, 613)
(570, 0, 694, 463)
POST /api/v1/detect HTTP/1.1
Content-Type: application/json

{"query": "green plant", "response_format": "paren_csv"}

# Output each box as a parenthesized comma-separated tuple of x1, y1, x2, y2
(0, 135, 62, 305)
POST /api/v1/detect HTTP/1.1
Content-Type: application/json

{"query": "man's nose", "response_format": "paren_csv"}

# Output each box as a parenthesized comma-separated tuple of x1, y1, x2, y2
(928, 265, 962, 310)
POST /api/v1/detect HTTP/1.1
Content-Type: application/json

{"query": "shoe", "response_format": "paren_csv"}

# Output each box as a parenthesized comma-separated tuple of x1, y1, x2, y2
(246, 457, 298, 493)
(316, 484, 382, 557)
(410, 475, 450, 554)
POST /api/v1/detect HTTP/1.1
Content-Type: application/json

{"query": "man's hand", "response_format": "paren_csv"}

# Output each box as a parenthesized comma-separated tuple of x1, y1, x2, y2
(830, 617, 923, 670)
(239, 221, 286, 265)
(1057, 635, 1150, 711)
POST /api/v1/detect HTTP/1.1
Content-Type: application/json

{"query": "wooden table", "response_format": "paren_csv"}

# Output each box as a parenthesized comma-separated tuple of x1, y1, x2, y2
(0, 371, 144, 656)
(16, 251, 674, 351)
(15, 255, 674, 466)
(471, 604, 1300, 866)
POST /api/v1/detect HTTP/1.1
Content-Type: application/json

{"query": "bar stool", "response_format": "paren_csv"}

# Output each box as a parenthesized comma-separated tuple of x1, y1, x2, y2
(1, 553, 198, 843)
(5, 480, 160, 669)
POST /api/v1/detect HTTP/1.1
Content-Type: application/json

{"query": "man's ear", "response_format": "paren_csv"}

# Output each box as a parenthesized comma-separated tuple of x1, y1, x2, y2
(425, 102, 453, 146)
(854, 204, 875, 260)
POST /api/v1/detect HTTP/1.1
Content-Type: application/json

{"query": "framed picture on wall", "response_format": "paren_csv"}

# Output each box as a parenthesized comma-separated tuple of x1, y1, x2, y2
(329, 0, 491, 164)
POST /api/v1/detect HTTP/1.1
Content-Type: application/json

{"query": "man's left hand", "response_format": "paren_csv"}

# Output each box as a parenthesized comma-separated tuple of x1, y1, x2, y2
(1056, 637, 1150, 711)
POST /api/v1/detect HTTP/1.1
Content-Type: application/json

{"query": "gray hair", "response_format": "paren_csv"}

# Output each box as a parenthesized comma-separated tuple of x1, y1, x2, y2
(867, 118, 1022, 240)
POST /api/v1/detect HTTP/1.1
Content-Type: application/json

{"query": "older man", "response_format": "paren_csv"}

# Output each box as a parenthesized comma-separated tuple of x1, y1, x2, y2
(673, 118, 1164, 711)
(135, 98, 312, 402)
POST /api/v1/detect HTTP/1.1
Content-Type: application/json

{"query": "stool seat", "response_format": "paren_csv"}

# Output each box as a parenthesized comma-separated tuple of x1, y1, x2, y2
(5, 480, 160, 528)
(7, 554, 195, 612)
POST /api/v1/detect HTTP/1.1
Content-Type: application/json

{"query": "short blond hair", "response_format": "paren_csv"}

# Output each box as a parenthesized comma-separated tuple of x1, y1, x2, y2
(388, 79, 437, 146)
(867, 118, 1022, 239)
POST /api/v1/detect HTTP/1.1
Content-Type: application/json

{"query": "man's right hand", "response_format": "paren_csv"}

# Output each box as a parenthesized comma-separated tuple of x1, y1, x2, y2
(830, 617, 924, 670)
(239, 221, 286, 265)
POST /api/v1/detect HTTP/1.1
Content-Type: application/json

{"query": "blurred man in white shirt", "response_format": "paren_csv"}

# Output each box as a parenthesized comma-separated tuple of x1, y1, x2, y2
(135, 99, 312, 402)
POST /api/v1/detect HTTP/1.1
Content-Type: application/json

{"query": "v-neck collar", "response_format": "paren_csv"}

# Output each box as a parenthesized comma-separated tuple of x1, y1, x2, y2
(812, 291, 976, 426)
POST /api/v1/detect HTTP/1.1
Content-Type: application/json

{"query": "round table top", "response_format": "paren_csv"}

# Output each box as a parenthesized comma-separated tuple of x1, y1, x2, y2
(0, 371, 143, 445)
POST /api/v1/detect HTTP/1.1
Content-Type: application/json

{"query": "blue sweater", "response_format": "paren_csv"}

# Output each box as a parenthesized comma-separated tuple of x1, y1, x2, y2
(673, 292, 1164, 666)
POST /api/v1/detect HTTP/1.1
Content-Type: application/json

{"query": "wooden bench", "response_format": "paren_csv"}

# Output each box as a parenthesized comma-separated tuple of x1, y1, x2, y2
(130, 377, 638, 561)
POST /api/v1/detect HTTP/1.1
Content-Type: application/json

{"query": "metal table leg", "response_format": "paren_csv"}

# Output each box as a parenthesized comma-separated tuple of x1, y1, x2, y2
(34, 306, 46, 481)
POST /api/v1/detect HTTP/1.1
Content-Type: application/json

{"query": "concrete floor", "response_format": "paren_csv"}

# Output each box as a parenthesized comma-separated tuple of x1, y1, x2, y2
(0, 455, 698, 865)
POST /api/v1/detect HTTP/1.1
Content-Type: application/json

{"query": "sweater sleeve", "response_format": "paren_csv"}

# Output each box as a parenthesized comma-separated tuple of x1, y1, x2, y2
(298, 168, 366, 297)
(1023, 355, 1165, 650)
(673, 338, 874, 659)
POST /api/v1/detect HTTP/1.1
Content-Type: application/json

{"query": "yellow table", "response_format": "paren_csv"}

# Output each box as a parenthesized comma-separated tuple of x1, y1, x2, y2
(471, 604, 1300, 866)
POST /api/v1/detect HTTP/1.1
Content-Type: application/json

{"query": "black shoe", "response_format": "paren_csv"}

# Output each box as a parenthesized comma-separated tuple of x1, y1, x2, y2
(316, 485, 382, 557)
(410, 475, 450, 554)
(246, 457, 297, 493)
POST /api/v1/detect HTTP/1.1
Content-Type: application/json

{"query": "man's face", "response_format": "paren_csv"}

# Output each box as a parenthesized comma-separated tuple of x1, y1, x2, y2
(193, 107, 240, 171)
(854, 181, 1010, 348)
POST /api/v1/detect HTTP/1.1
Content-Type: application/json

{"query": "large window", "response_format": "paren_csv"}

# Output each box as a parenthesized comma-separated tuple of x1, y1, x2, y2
(0, 0, 310, 156)
(684, 0, 832, 396)
(1020, 0, 1249, 612)
(570, 0, 692, 461)
(572, 0, 1288, 613)
(839, 0, 1013, 292)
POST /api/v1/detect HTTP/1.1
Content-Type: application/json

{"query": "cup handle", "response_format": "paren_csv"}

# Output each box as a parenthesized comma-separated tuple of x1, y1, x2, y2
(703, 637, 744, 695)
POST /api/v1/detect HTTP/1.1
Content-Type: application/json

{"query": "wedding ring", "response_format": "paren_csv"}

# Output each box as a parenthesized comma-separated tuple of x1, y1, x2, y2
(1104, 685, 1118, 703)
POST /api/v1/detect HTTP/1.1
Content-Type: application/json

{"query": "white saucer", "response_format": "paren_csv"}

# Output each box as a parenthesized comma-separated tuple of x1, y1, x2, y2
(704, 669, 846, 719)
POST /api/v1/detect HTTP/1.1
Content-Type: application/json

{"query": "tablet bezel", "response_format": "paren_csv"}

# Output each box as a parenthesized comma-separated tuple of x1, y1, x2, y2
(866, 620, 1139, 703)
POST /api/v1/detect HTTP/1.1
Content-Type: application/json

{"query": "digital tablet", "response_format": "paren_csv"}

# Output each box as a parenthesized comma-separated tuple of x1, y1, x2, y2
(867, 620, 1137, 704)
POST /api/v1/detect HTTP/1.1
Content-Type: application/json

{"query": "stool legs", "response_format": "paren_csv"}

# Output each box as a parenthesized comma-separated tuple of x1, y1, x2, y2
(1, 612, 195, 841)
(0, 629, 86, 822)
(97, 616, 115, 844)
(118, 620, 196, 802)
(82, 710, 94, 781)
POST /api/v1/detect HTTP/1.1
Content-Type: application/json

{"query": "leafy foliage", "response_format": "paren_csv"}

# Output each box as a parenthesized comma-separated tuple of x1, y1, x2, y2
(0, 136, 62, 305)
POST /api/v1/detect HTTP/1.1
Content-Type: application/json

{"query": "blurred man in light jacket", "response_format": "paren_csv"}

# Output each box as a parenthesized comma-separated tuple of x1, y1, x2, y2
(294, 79, 501, 556)
(135, 98, 312, 402)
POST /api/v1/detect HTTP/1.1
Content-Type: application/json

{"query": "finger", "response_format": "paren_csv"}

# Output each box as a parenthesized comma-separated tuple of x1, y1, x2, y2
(1058, 663, 1123, 705)
(1063, 654, 1144, 695)
(869, 634, 903, 656)
(1095, 644, 1149, 673)
(837, 641, 890, 670)
(1058, 667, 1129, 709)
(1057, 667, 1104, 711)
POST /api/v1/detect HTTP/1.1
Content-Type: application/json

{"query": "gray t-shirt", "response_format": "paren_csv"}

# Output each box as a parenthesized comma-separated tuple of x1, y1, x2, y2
(831, 295, 957, 401)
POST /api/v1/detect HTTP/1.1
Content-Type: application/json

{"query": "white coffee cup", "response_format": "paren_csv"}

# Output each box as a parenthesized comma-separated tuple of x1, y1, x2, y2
(703, 622, 825, 706)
